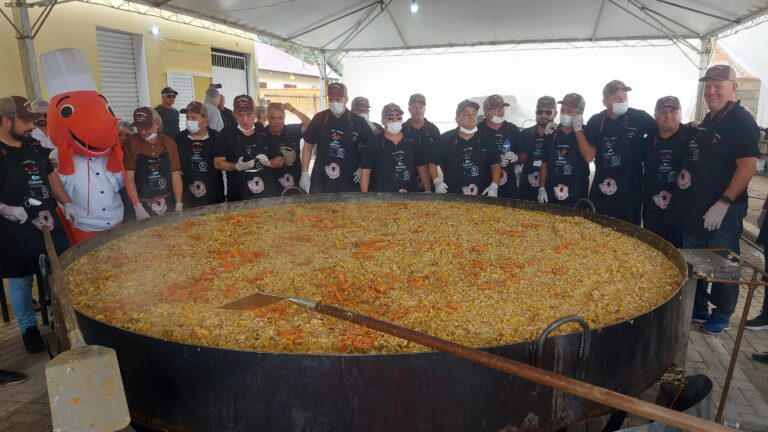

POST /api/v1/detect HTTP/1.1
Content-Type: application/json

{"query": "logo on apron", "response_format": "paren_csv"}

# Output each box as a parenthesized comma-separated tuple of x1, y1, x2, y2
(653, 191, 672, 209)
(554, 184, 569, 201)
(278, 174, 295, 189)
(31, 210, 54, 231)
(499, 170, 508, 186)
(527, 172, 540, 187)
(247, 177, 265, 194)
(598, 178, 618, 195)
(677, 169, 691, 190)
(462, 184, 479, 195)
(189, 181, 207, 198)
(149, 198, 167, 215)
(325, 162, 341, 179)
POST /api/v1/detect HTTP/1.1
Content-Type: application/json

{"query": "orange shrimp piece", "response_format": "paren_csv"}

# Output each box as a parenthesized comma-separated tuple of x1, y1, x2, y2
(555, 242, 573, 254)
(278, 328, 303, 342)
(228, 215, 245, 225)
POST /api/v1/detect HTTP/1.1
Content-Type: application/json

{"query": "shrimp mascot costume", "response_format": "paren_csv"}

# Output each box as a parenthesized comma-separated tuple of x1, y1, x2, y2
(41, 48, 125, 243)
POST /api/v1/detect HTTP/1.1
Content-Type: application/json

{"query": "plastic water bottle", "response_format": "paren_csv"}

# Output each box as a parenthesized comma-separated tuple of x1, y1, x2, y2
(503, 138, 511, 154)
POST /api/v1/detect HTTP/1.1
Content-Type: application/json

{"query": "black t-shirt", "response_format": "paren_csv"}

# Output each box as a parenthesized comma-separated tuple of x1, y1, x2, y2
(403, 119, 441, 165)
(542, 127, 589, 207)
(175, 128, 225, 207)
(476, 120, 522, 198)
(519, 125, 548, 201)
(218, 126, 281, 201)
(428, 129, 501, 195)
(361, 134, 425, 192)
(303, 109, 374, 193)
(155, 105, 180, 137)
(667, 101, 760, 237)
(221, 107, 236, 130)
(642, 124, 692, 214)
(265, 124, 303, 192)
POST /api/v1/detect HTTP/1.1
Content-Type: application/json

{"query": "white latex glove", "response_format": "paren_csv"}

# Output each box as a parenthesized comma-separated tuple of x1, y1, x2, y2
(537, 187, 548, 203)
(353, 167, 361, 183)
(545, 122, 558, 135)
(49, 148, 59, 168)
(502, 151, 518, 166)
(703, 201, 728, 231)
(62, 202, 78, 227)
(433, 178, 448, 194)
(134, 203, 150, 221)
(0, 203, 28, 224)
(759, 209, 767, 228)
(255, 154, 270, 167)
(175, 202, 183, 212)
(572, 115, 584, 132)
(236, 157, 256, 171)
(299, 172, 311, 192)
(482, 182, 498, 197)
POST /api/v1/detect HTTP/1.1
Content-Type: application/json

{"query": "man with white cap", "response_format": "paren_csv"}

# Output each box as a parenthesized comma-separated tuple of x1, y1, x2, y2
(429, 99, 501, 196)
(581, 80, 656, 224)
(476, 94, 525, 198)
(40, 48, 125, 242)
(300, 83, 375, 193)
(667, 64, 759, 335)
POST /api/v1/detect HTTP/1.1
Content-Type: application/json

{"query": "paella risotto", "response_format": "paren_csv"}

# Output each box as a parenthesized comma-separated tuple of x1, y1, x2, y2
(66, 201, 683, 354)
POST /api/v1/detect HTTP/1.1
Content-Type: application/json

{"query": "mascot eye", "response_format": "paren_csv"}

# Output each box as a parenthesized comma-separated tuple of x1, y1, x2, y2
(60, 104, 74, 118)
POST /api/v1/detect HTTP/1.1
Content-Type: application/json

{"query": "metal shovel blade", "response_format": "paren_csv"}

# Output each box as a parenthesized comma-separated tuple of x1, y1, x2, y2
(219, 291, 289, 311)
(46, 344, 130, 432)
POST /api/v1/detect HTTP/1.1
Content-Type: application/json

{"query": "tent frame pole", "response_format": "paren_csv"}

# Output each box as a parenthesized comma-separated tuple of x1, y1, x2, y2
(693, 37, 714, 121)
(318, 50, 328, 111)
(11, 0, 42, 100)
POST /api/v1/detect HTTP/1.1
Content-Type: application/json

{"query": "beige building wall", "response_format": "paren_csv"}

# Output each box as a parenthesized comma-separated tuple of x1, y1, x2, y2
(259, 71, 319, 90)
(0, 1, 256, 105)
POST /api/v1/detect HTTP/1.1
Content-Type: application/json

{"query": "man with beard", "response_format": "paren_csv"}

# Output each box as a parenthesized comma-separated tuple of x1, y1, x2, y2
(519, 96, 556, 201)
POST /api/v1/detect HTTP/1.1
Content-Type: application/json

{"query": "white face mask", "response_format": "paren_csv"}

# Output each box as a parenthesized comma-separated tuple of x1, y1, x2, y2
(612, 102, 629, 116)
(187, 120, 200, 134)
(490, 115, 505, 124)
(359, 113, 369, 120)
(238, 124, 255, 133)
(386, 121, 403, 134)
(330, 102, 346, 115)
(560, 114, 574, 127)
(459, 126, 478, 135)
(144, 132, 157, 142)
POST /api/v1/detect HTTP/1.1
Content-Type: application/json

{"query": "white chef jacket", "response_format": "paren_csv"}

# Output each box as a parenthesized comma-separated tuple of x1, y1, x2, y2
(58, 153, 124, 232)
(31, 128, 55, 149)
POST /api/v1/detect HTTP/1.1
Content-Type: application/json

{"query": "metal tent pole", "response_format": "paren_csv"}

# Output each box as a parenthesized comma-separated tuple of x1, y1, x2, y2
(318, 50, 328, 111)
(693, 37, 714, 121)
(11, 0, 42, 100)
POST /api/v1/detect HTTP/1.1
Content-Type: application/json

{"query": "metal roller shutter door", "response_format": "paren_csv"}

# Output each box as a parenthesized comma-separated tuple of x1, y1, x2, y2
(166, 72, 195, 131)
(96, 28, 140, 120)
(212, 50, 248, 104)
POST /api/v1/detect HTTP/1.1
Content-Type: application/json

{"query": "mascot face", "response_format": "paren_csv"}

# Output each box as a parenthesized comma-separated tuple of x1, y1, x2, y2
(48, 90, 118, 157)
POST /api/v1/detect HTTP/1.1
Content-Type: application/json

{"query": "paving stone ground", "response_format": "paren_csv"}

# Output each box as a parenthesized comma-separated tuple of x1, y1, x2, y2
(2, 177, 768, 431)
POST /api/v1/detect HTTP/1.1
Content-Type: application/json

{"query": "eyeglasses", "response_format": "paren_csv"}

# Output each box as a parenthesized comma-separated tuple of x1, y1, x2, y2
(386, 115, 403, 120)
(535, 110, 553, 115)
(164, 95, 176, 98)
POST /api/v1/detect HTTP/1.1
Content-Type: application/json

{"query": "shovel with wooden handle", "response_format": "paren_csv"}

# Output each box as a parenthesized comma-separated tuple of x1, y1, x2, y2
(42, 227, 131, 432)
(221, 291, 733, 432)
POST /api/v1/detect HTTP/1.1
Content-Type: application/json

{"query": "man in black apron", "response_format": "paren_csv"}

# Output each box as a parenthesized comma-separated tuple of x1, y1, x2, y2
(265, 102, 311, 195)
(124, 107, 183, 219)
(176, 101, 225, 208)
(476, 94, 525, 198)
(360, 103, 430, 193)
(583, 80, 656, 224)
(429, 99, 501, 196)
(403, 93, 441, 192)
(0, 96, 75, 353)
(667, 65, 759, 335)
(299, 83, 375, 193)
(519, 96, 557, 202)
(215, 95, 283, 201)
(538, 93, 590, 208)
(351, 96, 383, 134)
(641, 96, 691, 247)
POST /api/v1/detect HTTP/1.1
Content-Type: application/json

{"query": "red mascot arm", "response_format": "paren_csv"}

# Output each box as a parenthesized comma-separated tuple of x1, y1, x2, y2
(107, 142, 125, 174)
(57, 141, 75, 175)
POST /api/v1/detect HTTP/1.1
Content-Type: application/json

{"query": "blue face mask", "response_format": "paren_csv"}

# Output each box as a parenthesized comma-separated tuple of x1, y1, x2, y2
(612, 102, 629, 115)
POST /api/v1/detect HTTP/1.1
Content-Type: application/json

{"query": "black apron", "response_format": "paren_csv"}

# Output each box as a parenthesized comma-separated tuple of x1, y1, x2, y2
(180, 132, 224, 208)
(443, 133, 491, 195)
(668, 103, 740, 238)
(268, 127, 302, 194)
(232, 132, 278, 201)
(545, 128, 589, 208)
(519, 129, 546, 201)
(0, 141, 69, 277)
(135, 141, 175, 216)
(403, 121, 436, 192)
(589, 114, 643, 223)
(478, 122, 519, 198)
(310, 111, 361, 193)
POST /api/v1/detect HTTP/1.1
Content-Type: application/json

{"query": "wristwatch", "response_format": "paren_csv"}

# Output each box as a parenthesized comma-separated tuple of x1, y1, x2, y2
(719, 195, 733, 205)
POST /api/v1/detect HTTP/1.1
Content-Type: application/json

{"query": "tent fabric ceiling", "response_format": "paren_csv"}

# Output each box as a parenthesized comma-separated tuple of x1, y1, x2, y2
(151, 0, 768, 51)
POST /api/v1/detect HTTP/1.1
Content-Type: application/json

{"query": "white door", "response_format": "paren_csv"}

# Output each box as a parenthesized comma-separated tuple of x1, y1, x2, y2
(212, 50, 248, 105)
(166, 72, 195, 131)
(96, 27, 140, 121)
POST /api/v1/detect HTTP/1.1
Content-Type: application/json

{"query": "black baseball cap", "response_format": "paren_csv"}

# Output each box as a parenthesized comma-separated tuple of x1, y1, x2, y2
(161, 87, 178, 96)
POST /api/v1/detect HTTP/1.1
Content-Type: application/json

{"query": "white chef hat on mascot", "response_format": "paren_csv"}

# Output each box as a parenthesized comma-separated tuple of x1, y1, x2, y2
(41, 48, 98, 96)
